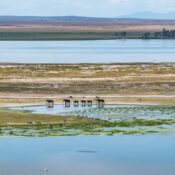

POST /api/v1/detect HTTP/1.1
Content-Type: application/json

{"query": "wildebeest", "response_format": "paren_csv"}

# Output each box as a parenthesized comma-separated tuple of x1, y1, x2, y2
(81, 100, 87, 106)
(63, 99, 71, 107)
(46, 99, 54, 107)
(87, 100, 93, 106)
(96, 98, 105, 107)
(73, 100, 79, 107)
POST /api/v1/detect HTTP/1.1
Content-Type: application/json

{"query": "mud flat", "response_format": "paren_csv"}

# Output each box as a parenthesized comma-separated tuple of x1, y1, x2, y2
(0, 63, 175, 106)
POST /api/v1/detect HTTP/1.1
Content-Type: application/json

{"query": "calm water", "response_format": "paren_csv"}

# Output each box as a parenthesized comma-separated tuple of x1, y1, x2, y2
(0, 40, 175, 63)
(0, 135, 175, 175)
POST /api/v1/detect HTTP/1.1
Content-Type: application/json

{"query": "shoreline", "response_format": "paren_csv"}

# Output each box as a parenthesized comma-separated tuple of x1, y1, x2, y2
(1, 95, 175, 108)
(4, 102, 159, 108)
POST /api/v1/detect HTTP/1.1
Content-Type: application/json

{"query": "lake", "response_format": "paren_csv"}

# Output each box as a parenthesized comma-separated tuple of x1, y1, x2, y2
(0, 40, 175, 63)
(0, 135, 175, 175)
(1, 39, 175, 175)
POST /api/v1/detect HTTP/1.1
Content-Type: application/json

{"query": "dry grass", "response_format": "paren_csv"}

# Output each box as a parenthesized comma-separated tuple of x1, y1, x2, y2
(0, 109, 100, 126)
(0, 63, 175, 106)
(0, 24, 175, 33)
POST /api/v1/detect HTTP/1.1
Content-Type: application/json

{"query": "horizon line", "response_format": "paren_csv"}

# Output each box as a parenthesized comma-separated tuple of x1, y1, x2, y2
(0, 15, 174, 21)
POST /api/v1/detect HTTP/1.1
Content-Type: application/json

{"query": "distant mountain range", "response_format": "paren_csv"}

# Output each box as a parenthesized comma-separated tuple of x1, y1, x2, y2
(0, 15, 174, 26)
(121, 11, 175, 20)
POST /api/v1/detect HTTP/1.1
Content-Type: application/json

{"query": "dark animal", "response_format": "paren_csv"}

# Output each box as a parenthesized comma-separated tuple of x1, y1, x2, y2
(87, 100, 93, 106)
(96, 99, 105, 107)
(63, 99, 71, 107)
(46, 99, 54, 107)
(73, 100, 79, 107)
(46, 99, 54, 103)
(81, 100, 86, 106)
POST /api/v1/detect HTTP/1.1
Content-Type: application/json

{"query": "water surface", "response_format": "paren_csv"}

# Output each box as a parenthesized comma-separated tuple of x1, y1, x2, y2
(4, 106, 175, 174)
(0, 40, 175, 63)
(11, 104, 175, 121)
(0, 135, 175, 175)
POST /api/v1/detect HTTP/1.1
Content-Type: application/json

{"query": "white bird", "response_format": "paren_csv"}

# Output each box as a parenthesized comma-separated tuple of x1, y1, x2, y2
(44, 168, 48, 175)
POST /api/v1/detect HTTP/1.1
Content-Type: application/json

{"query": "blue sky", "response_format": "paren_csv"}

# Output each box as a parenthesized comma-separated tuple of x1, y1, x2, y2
(0, 0, 175, 17)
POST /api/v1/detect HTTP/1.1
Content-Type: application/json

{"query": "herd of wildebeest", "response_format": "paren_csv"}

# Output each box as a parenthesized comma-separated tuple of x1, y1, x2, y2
(46, 96, 105, 108)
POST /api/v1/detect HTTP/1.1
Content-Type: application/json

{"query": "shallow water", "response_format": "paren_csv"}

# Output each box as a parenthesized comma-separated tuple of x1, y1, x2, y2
(0, 40, 175, 63)
(0, 135, 175, 175)
(11, 104, 175, 121)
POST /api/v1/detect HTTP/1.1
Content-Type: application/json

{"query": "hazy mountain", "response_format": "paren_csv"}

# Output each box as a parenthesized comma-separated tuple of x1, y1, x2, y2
(0, 15, 174, 26)
(121, 11, 175, 20)
(0, 16, 158, 25)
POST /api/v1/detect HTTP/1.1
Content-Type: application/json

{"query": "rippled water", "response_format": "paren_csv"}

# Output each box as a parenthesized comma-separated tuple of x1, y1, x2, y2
(11, 104, 175, 121)
(0, 40, 175, 63)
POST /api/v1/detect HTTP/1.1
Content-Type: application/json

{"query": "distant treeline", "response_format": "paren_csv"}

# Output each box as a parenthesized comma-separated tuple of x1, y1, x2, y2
(157, 28, 175, 38)
(0, 29, 175, 40)
(115, 28, 175, 39)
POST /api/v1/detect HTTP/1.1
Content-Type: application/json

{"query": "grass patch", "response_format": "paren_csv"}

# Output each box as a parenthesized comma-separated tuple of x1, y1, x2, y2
(0, 109, 175, 137)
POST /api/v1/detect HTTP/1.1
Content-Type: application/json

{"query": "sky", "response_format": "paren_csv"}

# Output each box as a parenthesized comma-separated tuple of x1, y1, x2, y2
(0, 0, 175, 17)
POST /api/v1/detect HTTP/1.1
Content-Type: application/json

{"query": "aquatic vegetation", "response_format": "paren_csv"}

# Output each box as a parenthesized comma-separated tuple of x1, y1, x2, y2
(1, 105, 175, 137)
(61, 105, 175, 121)
(1, 117, 175, 137)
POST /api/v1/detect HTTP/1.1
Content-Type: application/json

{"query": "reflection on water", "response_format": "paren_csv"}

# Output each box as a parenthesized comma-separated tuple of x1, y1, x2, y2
(0, 135, 175, 175)
(0, 40, 175, 63)
(11, 104, 175, 121)
(10, 104, 96, 115)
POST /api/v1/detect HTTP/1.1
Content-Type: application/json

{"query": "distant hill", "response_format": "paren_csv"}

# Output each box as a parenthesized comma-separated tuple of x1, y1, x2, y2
(0, 16, 175, 25)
